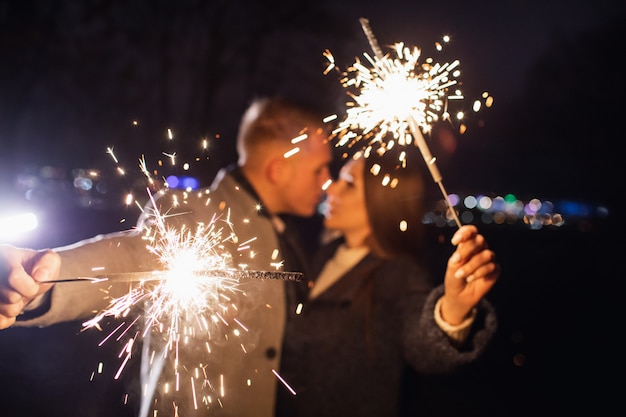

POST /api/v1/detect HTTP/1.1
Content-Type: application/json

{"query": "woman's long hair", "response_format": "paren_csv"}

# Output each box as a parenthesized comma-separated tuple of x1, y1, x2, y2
(361, 148, 427, 263)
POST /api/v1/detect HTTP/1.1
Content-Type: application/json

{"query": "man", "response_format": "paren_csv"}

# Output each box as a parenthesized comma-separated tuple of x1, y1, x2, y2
(0, 96, 333, 417)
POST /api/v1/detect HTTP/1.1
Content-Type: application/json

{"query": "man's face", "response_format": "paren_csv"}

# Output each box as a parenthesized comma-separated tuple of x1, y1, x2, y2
(280, 130, 332, 217)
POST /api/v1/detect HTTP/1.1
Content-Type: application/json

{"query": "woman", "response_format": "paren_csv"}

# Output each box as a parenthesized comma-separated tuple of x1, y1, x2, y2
(276, 149, 500, 417)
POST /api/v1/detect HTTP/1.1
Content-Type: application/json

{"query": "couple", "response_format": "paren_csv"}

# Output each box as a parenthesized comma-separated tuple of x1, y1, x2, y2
(0, 96, 500, 417)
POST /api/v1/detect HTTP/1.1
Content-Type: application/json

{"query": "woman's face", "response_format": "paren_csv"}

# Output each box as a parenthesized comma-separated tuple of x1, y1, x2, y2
(323, 157, 371, 244)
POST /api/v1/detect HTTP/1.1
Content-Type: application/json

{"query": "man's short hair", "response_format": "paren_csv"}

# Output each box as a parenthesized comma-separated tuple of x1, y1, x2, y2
(236, 96, 327, 161)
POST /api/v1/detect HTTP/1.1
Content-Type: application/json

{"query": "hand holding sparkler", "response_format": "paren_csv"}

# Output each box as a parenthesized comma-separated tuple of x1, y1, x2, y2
(0, 245, 59, 329)
(440, 224, 499, 324)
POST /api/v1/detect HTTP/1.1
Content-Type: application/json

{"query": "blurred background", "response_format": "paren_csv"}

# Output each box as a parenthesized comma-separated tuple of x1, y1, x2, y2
(0, 1, 622, 416)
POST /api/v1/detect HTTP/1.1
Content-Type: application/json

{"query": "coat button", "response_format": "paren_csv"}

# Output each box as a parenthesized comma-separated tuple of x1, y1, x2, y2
(265, 347, 277, 359)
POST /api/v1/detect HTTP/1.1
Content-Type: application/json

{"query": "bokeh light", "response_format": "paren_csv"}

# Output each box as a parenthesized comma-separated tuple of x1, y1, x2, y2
(423, 192, 608, 230)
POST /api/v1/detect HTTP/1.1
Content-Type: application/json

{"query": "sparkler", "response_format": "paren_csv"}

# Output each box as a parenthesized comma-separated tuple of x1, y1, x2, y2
(47, 270, 302, 284)
(79, 188, 250, 415)
(326, 18, 467, 227)
(79, 136, 297, 416)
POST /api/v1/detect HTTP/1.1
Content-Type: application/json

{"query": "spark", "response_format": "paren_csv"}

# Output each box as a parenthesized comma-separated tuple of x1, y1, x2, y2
(326, 18, 467, 227)
(138, 155, 158, 187)
(84, 128, 300, 415)
(163, 151, 177, 165)
(323, 114, 338, 123)
(291, 133, 308, 144)
(272, 369, 296, 395)
(284, 147, 300, 158)
(107, 147, 119, 163)
(327, 19, 462, 147)
(81, 188, 252, 414)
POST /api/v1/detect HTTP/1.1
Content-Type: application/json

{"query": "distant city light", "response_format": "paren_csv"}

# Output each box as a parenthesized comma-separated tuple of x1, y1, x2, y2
(166, 175, 199, 191)
(423, 192, 609, 230)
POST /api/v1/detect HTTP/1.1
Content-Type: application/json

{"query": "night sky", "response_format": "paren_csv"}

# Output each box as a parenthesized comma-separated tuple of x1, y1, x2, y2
(1, 0, 624, 212)
(0, 1, 623, 416)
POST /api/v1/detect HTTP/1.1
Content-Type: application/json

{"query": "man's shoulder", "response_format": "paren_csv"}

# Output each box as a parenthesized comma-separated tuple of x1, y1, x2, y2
(210, 166, 237, 191)
(209, 169, 254, 207)
(209, 166, 232, 188)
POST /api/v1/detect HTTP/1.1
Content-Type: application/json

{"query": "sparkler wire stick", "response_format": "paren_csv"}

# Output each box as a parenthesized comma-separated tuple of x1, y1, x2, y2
(408, 118, 462, 228)
(44, 270, 303, 284)
(358, 18, 462, 228)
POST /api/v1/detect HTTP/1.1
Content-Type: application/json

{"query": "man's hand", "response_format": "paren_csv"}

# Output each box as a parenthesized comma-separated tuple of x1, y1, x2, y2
(0, 245, 60, 329)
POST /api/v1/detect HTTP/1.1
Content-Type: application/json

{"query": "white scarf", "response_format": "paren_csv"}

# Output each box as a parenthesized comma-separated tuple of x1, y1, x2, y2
(309, 244, 370, 299)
